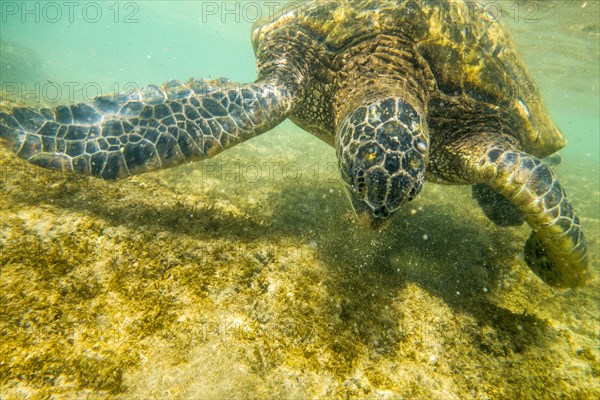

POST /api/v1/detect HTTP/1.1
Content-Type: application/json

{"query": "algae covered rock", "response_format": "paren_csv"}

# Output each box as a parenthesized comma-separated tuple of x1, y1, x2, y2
(1, 124, 598, 398)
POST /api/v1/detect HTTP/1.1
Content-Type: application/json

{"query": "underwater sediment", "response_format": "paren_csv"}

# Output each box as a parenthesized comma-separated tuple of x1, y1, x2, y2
(0, 124, 598, 399)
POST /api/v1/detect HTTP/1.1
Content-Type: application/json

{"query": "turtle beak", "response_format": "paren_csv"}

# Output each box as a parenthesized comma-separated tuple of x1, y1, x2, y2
(355, 209, 392, 231)
(345, 189, 393, 231)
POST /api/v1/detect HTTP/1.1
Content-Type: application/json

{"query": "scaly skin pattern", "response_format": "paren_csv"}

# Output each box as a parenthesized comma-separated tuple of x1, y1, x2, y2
(337, 97, 428, 220)
(252, 0, 566, 157)
(438, 133, 588, 288)
(0, 79, 294, 179)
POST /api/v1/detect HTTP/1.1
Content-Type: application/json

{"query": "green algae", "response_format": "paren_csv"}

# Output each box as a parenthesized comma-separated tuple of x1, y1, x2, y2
(0, 123, 598, 399)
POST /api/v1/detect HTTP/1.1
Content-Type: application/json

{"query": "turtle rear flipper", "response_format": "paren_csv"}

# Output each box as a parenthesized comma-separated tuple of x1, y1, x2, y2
(472, 183, 524, 226)
(0, 78, 294, 179)
(544, 153, 562, 167)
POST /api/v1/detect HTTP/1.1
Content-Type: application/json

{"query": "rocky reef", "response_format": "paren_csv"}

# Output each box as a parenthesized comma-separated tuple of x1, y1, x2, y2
(0, 124, 598, 399)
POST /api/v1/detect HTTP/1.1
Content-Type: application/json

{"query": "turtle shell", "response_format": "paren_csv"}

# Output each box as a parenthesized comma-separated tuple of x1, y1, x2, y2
(252, 0, 565, 157)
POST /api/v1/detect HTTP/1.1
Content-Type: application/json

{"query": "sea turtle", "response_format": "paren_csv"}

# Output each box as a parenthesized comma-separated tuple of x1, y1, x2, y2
(0, 0, 589, 287)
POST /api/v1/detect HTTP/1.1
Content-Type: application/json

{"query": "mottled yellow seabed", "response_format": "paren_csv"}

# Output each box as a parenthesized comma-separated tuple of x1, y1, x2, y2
(0, 125, 598, 399)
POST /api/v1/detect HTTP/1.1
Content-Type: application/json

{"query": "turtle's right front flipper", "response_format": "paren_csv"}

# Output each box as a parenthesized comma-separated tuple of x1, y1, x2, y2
(439, 134, 589, 288)
(0, 79, 294, 179)
(471, 153, 563, 227)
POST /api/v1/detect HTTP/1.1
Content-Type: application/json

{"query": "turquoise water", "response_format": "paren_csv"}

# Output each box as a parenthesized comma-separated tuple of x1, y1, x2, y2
(1, 1, 598, 160)
(1, 1, 599, 398)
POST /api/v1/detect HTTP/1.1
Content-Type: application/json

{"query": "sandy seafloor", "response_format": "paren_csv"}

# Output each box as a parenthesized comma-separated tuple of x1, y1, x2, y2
(1, 1, 599, 399)
(1, 126, 598, 399)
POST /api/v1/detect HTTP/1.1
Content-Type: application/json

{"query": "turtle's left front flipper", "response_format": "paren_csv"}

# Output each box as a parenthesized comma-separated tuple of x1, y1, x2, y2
(441, 134, 589, 288)
(0, 79, 294, 179)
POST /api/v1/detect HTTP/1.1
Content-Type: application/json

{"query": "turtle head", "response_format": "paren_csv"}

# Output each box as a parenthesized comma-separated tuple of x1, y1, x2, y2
(337, 98, 429, 230)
